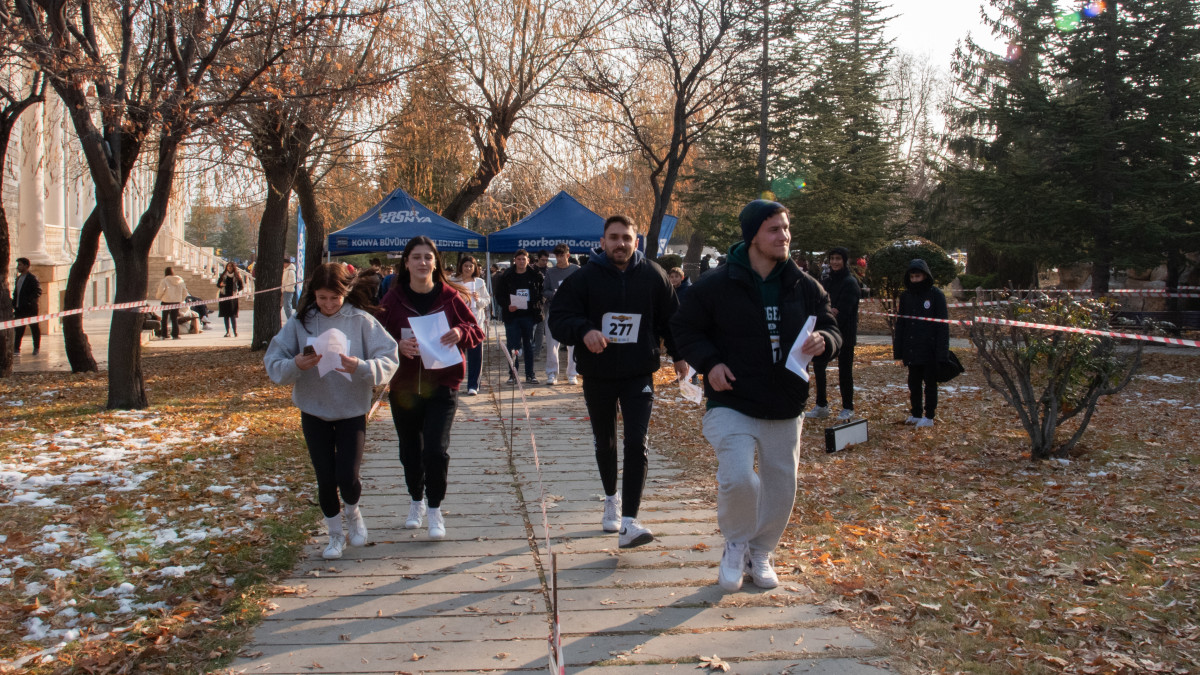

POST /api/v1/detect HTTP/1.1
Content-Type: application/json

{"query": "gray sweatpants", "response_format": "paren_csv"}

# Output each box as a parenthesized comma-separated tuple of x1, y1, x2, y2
(702, 406, 802, 555)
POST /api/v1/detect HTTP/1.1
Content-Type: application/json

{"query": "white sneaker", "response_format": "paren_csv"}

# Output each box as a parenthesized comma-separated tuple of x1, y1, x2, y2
(466, 388, 478, 396)
(904, 415, 921, 425)
(345, 506, 368, 547)
(568, 376, 578, 385)
(618, 518, 653, 549)
(836, 409, 855, 421)
(804, 405, 830, 419)
(405, 500, 426, 529)
(546, 374, 557, 386)
(915, 417, 934, 428)
(718, 541, 749, 591)
(323, 533, 346, 560)
(601, 495, 620, 533)
(747, 550, 779, 589)
(427, 507, 446, 540)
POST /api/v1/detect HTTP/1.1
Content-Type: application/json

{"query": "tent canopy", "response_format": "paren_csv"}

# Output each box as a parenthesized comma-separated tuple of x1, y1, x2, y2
(487, 191, 605, 254)
(327, 187, 485, 255)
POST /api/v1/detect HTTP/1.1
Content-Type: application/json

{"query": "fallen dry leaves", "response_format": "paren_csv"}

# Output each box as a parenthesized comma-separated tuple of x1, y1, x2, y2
(0, 347, 318, 674)
(651, 344, 1200, 674)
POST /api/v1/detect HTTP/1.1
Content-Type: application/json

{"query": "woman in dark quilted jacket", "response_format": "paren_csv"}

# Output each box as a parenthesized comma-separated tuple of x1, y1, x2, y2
(893, 259, 949, 427)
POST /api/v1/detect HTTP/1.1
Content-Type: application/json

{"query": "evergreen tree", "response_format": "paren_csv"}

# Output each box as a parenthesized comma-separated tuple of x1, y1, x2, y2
(944, 0, 1200, 291)
(777, 0, 901, 255)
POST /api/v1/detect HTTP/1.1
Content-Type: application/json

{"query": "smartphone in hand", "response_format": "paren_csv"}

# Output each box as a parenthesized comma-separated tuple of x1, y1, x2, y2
(302, 345, 316, 356)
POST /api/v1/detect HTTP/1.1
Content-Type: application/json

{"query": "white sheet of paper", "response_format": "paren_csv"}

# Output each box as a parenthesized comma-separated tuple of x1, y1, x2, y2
(408, 312, 463, 370)
(785, 315, 818, 382)
(509, 294, 528, 310)
(678, 365, 703, 404)
(310, 328, 352, 381)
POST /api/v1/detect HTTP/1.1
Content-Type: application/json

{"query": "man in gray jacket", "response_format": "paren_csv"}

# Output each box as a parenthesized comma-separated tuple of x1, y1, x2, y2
(542, 243, 580, 385)
(155, 267, 190, 340)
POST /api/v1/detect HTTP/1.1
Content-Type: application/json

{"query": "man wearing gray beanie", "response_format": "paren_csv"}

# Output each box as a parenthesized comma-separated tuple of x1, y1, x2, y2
(671, 199, 841, 592)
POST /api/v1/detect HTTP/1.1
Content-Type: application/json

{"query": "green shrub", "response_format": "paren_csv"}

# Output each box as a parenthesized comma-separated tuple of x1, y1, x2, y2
(865, 237, 959, 301)
(657, 253, 683, 270)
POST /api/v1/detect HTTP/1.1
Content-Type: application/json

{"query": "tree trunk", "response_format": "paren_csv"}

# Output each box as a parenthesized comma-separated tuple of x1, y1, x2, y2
(441, 118, 512, 223)
(62, 209, 104, 373)
(683, 230, 705, 281)
(646, 156, 685, 260)
(250, 171, 292, 351)
(0, 209, 13, 378)
(757, 0, 771, 194)
(106, 241, 149, 409)
(295, 168, 327, 284)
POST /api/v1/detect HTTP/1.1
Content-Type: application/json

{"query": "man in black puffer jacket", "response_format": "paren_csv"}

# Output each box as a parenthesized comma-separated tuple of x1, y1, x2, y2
(807, 246, 863, 421)
(893, 258, 949, 428)
(549, 215, 687, 550)
(671, 200, 840, 593)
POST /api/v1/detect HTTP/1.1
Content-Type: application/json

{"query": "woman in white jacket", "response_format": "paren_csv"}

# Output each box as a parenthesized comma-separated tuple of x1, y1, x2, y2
(264, 263, 399, 560)
(451, 255, 490, 395)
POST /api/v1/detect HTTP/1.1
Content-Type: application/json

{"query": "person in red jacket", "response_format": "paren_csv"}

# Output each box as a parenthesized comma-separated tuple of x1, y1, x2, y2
(379, 236, 484, 540)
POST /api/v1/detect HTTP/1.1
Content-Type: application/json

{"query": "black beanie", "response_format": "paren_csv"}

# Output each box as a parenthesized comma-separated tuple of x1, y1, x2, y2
(738, 199, 785, 244)
(829, 246, 850, 262)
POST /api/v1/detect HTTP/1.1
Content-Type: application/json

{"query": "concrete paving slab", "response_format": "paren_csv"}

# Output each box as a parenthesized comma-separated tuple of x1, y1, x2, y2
(233, 351, 892, 673)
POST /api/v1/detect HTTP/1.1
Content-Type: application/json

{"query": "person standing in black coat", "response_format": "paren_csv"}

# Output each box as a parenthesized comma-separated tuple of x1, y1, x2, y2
(893, 259, 949, 428)
(807, 247, 862, 421)
(493, 249, 544, 384)
(12, 257, 42, 354)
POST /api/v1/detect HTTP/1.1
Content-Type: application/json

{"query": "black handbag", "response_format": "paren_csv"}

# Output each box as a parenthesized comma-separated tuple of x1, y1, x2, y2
(936, 351, 965, 383)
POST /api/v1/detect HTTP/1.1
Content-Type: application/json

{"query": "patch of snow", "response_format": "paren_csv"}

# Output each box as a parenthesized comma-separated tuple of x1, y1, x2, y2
(44, 568, 70, 580)
(156, 564, 203, 578)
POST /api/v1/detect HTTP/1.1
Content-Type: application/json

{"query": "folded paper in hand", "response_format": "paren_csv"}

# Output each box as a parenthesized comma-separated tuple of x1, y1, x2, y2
(408, 312, 463, 370)
(678, 365, 703, 404)
(785, 315, 817, 382)
(510, 294, 528, 310)
(309, 328, 352, 381)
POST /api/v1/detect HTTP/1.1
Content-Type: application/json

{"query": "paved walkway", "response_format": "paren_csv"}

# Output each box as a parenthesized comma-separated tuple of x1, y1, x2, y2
(229, 335, 892, 674)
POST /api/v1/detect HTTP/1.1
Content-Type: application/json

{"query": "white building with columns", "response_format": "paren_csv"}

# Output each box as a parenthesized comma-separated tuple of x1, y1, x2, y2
(3, 86, 222, 335)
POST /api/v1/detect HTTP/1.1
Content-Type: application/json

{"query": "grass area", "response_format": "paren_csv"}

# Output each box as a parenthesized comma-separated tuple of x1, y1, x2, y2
(0, 347, 317, 674)
(652, 344, 1200, 674)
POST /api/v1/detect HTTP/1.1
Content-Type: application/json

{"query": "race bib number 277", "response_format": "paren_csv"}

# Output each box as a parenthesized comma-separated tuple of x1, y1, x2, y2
(602, 312, 642, 344)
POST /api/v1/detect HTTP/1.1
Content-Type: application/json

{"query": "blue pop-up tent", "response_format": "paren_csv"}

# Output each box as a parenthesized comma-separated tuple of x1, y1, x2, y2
(487, 191, 605, 253)
(327, 187, 485, 255)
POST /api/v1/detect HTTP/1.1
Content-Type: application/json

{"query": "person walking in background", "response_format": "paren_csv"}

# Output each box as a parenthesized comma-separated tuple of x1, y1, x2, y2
(532, 250, 551, 361)
(494, 249, 544, 384)
(451, 255, 491, 396)
(155, 267, 190, 340)
(11, 257, 42, 355)
(542, 243, 580, 385)
(217, 261, 244, 337)
(807, 247, 862, 421)
(667, 266, 691, 303)
(379, 236, 484, 540)
(549, 215, 687, 549)
(893, 259, 949, 428)
(263, 263, 399, 560)
(671, 199, 840, 592)
(281, 258, 299, 320)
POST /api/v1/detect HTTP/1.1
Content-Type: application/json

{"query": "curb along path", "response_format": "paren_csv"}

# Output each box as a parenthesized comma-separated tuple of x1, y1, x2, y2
(229, 339, 893, 674)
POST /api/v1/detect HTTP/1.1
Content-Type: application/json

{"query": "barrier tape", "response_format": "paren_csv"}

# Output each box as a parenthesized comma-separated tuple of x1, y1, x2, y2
(864, 288, 1200, 300)
(0, 284, 275, 331)
(862, 310, 1200, 348)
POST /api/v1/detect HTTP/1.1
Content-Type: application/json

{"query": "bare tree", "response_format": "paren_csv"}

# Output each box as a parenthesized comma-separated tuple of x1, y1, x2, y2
(5, 0, 328, 407)
(421, 0, 621, 223)
(578, 0, 756, 258)
(0, 65, 44, 377)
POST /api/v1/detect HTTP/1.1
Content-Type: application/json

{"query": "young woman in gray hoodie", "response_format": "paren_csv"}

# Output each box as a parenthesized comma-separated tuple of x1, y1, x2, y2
(264, 263, 399, 560)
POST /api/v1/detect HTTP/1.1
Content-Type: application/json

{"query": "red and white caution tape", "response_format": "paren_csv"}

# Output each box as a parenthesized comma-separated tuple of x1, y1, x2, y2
(862, 309, 1199, 348)
(972, 316, 1200, 348)
(0, 285, 276, 331)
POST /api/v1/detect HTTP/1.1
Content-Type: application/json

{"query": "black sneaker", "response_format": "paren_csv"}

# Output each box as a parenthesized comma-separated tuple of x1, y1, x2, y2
(506, 375, 517, 384)
(526, 376, 540, 385)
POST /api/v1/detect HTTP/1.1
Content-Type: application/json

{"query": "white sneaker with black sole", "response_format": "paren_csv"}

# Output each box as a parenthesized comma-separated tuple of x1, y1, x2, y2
(747, 550, 779, 589)
(405, 499, 426, 529)
(718, 541, 749, 591)
(601, 495, 620, 533)
(618, 518, 653, 548)
(836, 408, 855, 421)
